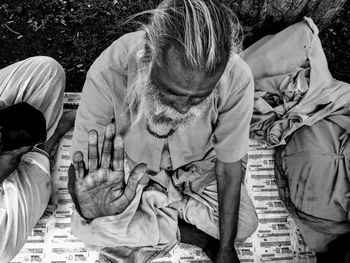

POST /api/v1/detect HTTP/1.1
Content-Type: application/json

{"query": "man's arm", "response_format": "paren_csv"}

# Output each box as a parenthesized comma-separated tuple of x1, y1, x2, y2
(215, 159, 243, 263)
(0, 151, 51, 262)
(0, 112, 75, 261)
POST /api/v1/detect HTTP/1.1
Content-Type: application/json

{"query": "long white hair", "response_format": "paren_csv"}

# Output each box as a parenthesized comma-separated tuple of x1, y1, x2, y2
(117, 0, 243, 132)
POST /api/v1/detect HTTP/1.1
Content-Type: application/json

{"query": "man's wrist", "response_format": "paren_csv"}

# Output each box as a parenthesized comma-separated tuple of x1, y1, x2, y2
(216, 247, 240, 263)
(73, 199, 94, 224)
(32, 145, 50, 159)
(219, 243, 235, 252)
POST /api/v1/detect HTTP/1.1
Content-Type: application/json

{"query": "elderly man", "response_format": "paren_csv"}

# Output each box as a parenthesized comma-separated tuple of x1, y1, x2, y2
(0, 56, 75, 262)
(69, 0, 258, 262)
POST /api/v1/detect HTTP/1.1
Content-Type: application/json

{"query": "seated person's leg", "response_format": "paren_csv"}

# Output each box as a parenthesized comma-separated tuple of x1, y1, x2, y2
(0, 57, 74, 262)
(0, 56, 66, 138)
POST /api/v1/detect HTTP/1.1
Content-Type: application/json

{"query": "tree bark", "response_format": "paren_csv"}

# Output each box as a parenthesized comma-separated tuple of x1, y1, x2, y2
(221, 0, 347, 46)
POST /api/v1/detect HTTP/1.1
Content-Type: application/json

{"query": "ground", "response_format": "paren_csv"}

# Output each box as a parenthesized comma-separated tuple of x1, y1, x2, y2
(0, 0, 349, 92)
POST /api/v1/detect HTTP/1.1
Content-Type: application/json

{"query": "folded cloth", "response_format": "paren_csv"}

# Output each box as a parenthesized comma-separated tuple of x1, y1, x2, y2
(71, 156, 257, 263)
(244, 17, 350, 146)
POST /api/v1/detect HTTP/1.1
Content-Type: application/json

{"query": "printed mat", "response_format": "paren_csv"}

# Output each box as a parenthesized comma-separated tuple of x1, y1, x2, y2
(10, 93, 316, 263)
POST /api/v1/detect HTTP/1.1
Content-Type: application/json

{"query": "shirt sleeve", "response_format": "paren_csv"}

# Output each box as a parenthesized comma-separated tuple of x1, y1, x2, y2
(70, 73, 115, 164)
(0, 152, 50, 262)
(70, 40, 128, 164)
(213, 57, 254, 163)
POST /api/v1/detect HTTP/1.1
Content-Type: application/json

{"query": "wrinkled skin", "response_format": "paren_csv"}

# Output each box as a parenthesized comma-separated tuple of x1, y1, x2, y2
(72, 123, 147, 219)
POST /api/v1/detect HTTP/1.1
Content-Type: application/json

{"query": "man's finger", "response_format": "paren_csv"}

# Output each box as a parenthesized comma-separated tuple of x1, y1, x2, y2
(88, 130, 99, 172)
(112, 135, 124, 172)
(73, 151, 85, 179)
(101, 123, 115, 169)
(110, 163, 147, 214)
(122, 163, 147, 203)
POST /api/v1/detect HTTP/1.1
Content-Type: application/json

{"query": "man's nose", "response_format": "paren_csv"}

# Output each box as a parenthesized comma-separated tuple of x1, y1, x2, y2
(172, 98, 191, 114)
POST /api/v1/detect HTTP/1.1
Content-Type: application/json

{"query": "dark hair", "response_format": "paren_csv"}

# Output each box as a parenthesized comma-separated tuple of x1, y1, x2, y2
(0, 102, 46, 151)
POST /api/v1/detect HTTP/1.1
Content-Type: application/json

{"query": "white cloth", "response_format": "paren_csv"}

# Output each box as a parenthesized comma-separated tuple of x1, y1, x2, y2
(245, 17, 350, 146)
(0, 56, 65, 263)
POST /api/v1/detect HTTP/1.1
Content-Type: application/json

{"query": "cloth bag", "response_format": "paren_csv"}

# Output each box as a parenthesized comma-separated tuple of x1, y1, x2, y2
(275, 109, 350, 251)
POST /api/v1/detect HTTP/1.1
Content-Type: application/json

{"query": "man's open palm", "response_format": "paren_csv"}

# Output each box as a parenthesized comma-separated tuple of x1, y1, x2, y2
(72, 123, 146, 219)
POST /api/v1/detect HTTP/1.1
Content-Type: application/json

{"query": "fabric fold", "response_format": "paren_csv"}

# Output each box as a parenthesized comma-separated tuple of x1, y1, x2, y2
(245, 17, 350, 146)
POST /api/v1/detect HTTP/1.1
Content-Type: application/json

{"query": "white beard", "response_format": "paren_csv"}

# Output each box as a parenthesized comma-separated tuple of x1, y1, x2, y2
(139, 81, 213, 136)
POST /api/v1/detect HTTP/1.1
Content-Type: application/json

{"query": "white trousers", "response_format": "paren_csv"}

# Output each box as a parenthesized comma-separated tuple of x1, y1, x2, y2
(0, 57, 65, 263)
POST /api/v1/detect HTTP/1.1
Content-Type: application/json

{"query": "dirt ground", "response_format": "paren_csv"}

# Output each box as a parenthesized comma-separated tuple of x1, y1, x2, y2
(0, 0, 349, 92)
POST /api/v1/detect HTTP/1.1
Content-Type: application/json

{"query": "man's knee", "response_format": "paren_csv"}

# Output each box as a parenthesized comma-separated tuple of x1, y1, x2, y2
(25, 56, 66, 108)
(30, 56, 65, 82)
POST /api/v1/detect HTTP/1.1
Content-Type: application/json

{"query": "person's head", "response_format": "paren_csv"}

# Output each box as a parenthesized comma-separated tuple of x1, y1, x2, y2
(126, 0, 243, 135)
(0, 102, 46, 152)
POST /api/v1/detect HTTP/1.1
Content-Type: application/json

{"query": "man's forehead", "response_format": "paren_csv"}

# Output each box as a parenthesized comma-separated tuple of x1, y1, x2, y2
(153, 46, 226, 95)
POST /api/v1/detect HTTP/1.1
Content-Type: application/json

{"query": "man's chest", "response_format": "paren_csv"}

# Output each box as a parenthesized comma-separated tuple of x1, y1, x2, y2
(123, 113, 217, 172)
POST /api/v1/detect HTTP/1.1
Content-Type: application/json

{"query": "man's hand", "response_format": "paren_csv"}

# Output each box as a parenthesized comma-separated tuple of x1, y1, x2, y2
(0, 146, 32, 184)
(71, 123, 147, 219)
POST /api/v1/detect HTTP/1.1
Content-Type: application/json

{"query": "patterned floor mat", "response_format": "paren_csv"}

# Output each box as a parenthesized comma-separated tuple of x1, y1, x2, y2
(10, 93, 316, 263)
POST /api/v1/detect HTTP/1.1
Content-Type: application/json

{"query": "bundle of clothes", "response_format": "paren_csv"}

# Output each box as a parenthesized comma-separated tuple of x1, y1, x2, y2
(245, 17, 350, 254)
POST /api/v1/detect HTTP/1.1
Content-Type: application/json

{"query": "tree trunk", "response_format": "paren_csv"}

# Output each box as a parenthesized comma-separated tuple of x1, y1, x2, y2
(221, 0, 347, 46)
